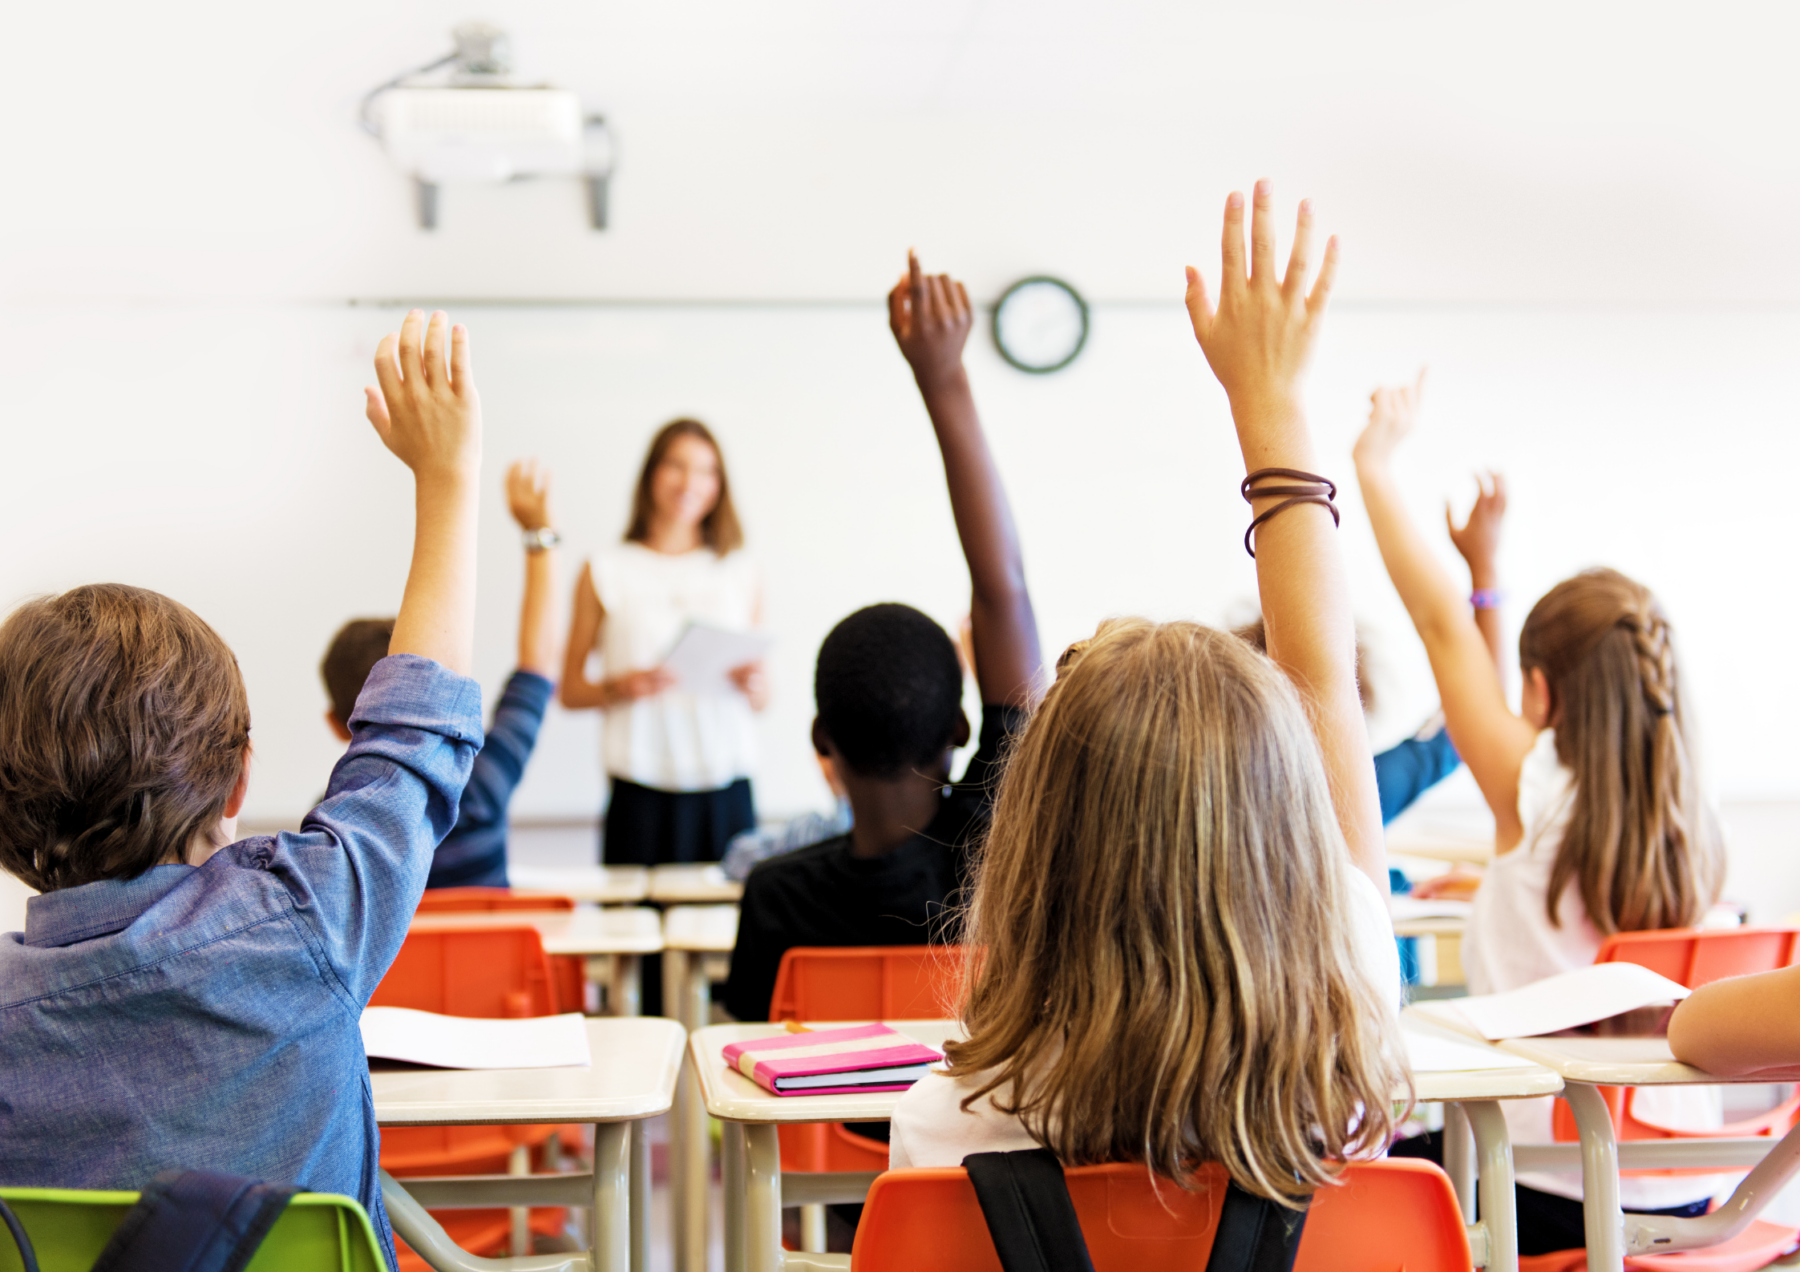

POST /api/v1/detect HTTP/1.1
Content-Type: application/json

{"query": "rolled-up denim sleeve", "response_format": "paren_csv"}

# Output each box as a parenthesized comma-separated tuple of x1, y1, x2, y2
(266, 654, 485, 1006)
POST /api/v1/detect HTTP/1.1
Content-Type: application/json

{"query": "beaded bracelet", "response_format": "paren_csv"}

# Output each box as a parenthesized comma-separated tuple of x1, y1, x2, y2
(1470, 588, 1505, 610)
(1240, 468, 1340, 559)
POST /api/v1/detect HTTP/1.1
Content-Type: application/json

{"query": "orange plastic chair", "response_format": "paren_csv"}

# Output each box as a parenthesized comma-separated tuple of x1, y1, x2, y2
(769, 946, 966, 1174)
(849, 1159, 1470, 1272)
(413, 888, 586, 1013)
(372, 925, 571, 1265)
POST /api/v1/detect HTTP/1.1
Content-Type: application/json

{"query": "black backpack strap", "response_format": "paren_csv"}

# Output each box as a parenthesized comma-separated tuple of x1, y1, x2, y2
(0, 1197, 41, 1272)
(963, 1149, 1308, 1272)
(1206, 1182, 1309, 1272)
(88, 1169, 299, 1272)
(963, 1150, 1096, 1272)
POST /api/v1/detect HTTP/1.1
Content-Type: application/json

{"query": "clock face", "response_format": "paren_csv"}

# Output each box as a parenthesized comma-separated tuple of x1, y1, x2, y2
(993, 276, 1088, 374)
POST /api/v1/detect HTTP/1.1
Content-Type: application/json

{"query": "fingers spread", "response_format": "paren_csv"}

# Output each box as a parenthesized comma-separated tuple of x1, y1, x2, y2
(1220, 191, 1246, 288)
(1183, 265, 1215, 343)
(364, 386, 391, 437)
(423, 310, 449, 387)
(1249, 178, 1277, 282)
(1283, 199, 1315, 301)
(450, 323, 473, 395)
(373, 332, 403, 403)
(396, 309, 424, 384)
(1306, 235, 1340, 315)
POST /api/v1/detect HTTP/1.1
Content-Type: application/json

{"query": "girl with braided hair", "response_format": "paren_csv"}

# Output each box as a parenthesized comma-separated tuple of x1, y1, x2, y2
(1354, 374, 1727, 1254)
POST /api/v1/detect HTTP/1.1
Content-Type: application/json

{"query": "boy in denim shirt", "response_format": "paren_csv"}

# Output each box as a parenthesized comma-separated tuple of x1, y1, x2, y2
(0, 309, 484, 1271)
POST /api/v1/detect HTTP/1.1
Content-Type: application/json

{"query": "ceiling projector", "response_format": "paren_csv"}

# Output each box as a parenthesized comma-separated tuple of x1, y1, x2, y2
(361, 23, 614, 230)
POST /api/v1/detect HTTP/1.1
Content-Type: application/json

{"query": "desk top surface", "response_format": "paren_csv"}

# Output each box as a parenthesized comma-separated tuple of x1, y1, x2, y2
(662, 903, 739, 951)
(506, 864, 651, 903)
(649, 864, 745, 903)
(372, 1017, 684, 1125)
(1498, 1034, 1800, 1087)
(692, 1018, 1561, 1124)
(408, 905, 663, 954)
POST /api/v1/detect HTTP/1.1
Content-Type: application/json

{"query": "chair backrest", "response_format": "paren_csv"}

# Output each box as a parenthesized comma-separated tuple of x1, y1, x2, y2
(0, 1188, 386, 1272)
(1596, 927, 1800, 988)
(849, 1160, 1469, 1272)
(370, 926, 556, 1018)
(415, 888, 575, 913)
(769, 945, 964, 1022)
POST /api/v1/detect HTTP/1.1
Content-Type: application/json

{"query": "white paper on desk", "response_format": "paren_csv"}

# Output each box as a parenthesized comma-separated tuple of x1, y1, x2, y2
(659, 623, 774, 695)
(1404, 1029, 1539, 1073)
(1390, 897, 1473, 921)
(361, 1007, 592, 1070)
(1433, 963, 1691, 1041)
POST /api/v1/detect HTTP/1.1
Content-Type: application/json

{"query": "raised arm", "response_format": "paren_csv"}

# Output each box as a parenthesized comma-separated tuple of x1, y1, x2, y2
(1352, 378, 1536, 846)
(888, 251, 1043, 708)
(1184, 183, 1382, 887)
(506, 459, 561, 678)
(364, 309, 481, 675)
(1448, 471, 1508, 670)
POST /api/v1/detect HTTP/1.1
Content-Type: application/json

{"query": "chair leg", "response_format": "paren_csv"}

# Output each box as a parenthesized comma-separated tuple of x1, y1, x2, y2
(509, 1143, 531, 1258)
(800, 1203, 827, 1252)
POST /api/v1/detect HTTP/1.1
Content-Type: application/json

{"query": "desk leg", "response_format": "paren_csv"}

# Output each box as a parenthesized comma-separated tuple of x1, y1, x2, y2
(723, 1121, 746, 1272)
(1565, 1084, 1624, 1272)
(1442, 1102, 1475, 1222)
(594, 1121, 633, 1272)
(610, 954, 642, 1017)
(744, 1124, 783, 1272)
(676, 1047, 711, 1272)
(1462, 1100, 1518, 1272)
(632, 1118, 651, 1272)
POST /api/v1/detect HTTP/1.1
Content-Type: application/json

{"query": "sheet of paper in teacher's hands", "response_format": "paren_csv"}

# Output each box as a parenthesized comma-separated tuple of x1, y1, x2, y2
(1429, 962, 1691, 1041)
(361, 1007, 593, 1069)
(659, 623, 775, 694)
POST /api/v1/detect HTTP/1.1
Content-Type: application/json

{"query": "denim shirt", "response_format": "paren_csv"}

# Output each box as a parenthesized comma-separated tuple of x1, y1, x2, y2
(0, 655, 482, 1272)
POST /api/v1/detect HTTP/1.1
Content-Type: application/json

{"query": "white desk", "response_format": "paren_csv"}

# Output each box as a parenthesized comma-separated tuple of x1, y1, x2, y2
(1491, 1033, 1800, 1272)
(508, 864, 653, 905)
(650, 864, 744, 905)
(693, 1018, 1556, 1272)
(374, 1016, 685, 1272)
(409, 906, 665, 1016)
(662, 905, 741, 1272)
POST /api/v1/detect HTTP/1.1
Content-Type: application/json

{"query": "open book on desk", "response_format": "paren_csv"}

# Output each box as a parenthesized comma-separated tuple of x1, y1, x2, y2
(1412, 962, 1690, 1041)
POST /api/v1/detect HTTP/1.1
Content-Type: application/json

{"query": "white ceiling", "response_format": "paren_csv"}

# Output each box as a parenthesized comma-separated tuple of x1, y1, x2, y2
(4, 1, 1798, 302)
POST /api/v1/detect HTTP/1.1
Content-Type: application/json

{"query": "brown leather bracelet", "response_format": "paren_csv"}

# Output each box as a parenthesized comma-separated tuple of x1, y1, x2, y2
(1244, 495, 1340, 558)
(1242, 467, 1337, 502)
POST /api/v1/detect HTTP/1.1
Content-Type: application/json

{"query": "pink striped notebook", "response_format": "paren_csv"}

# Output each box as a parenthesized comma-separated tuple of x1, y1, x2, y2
(720, 1023, 944, 1096)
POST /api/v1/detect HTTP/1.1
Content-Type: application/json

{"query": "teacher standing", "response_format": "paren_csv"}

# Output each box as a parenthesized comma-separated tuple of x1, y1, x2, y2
(562, 419, 767, 865)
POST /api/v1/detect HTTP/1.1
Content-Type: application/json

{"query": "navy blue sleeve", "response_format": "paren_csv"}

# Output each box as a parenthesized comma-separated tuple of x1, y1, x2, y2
(427, 670, 552, 889)
(1373, 727, 1462, 825)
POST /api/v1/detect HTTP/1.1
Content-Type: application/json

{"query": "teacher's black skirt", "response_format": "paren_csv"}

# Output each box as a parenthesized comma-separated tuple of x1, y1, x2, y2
(601, 776, 756, 867)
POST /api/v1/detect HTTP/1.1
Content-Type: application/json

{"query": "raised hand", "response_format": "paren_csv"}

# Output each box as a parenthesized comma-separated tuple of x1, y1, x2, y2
(1185, 181, 1337, 438)
(889, 250, 974, 392)
(1447, 471, 1507, 577)
(366, 309, 482, 484)
(506, 458, 554, 532)
(1352, 369, 1427, 471)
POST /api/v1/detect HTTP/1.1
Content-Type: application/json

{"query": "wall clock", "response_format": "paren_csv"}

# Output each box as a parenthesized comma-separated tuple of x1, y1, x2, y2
(992, 276, 1089, 374)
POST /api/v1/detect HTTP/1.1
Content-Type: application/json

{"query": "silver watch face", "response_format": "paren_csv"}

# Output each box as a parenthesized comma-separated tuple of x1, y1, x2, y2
(993, 276, 1089, 374)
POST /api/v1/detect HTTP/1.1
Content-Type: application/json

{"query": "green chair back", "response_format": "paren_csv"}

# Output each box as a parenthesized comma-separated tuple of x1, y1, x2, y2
(0, 1187, 388, 1272)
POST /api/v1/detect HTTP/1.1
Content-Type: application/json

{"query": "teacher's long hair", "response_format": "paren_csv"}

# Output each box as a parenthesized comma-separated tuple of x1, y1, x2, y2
(944, 618, 1404, 1205)
(625, 418, 743, 554)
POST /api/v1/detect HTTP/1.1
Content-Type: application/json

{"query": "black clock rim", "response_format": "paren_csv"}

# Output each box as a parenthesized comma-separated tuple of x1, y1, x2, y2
(992, 275, 1089, 375)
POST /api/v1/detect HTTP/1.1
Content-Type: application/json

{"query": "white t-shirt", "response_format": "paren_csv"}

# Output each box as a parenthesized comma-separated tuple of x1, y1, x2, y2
(590, 543, 761, 792)
(890, 864, 1401, 1169)
(1464, 728, 1722, 1207)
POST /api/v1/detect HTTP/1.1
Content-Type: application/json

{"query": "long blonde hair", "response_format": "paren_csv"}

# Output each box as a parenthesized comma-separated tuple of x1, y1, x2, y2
(1519, 568, 1724, 934)
(944, 618, 1404, 1205)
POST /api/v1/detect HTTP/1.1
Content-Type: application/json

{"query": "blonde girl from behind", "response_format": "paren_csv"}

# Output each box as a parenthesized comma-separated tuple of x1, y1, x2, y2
(889, 182, 1407, 1206)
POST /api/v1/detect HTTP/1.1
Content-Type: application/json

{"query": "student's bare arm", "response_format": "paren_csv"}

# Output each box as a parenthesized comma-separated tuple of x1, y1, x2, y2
(1449, 470, 1508, 670)
(507, 459, 561, 678)
(1668, 966, 1800, 1076)
(1185, 183, 1384, 888)
(365, 309, 481, 676)
(888, 251, 1043, 708)
(1353, 380, 1535, 846)
(559, 565, 673, 709)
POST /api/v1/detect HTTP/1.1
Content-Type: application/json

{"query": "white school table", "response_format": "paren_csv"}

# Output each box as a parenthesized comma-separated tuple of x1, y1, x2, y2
(409, 906, 665, 1017)
(650, 863, 745, 904)
(508, 864, 654, 905)
(1490, 1032, 1800, 1272)
(374, 1016, 685, 1272)
(692, 1018, 1559, 1272)
(662, 905, 742, 1272)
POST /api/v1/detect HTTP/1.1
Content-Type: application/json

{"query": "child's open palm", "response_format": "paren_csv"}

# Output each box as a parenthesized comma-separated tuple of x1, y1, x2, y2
(1447, 471, 1507, 571)
(506, 459, 554, 532)
(366, 309, 482, 483)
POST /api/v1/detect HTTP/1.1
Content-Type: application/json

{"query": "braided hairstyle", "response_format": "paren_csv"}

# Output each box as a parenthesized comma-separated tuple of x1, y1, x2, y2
(1518, 568, 1723, 934)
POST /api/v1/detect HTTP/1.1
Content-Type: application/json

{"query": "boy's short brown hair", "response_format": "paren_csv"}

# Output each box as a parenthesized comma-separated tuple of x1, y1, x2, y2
(0, 584, 251, 892)
(321, 618, 396, 726)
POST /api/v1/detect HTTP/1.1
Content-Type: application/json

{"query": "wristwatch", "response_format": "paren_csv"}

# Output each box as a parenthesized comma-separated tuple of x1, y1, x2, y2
(522, 528, 562, 553)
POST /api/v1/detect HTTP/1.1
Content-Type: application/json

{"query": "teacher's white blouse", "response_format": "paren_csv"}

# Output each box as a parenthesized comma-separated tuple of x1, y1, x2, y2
(590, 542, 761, 792)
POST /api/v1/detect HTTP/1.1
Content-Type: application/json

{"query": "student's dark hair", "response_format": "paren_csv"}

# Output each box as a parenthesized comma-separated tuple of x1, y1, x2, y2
(321, 618, 397, 726)
(1519, 567, 1724, 934)
(625, 418, 743, 555)
(815, 603, 964, 778)
(0, 584, 251, 892)
(1231, 617, 1376, 714)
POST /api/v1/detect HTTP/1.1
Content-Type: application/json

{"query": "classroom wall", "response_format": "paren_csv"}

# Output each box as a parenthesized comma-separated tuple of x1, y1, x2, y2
(5, 1, 1800, 920)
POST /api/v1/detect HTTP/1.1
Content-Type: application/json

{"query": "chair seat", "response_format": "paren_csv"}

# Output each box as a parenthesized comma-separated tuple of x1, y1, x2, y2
(1518, 1218, 1799, 1272)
